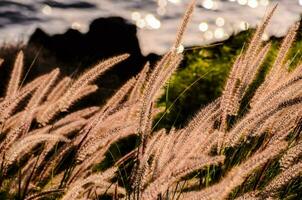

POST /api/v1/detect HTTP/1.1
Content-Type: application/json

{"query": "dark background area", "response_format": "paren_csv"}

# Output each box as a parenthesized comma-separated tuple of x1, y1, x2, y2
(0, 16, 159, 109)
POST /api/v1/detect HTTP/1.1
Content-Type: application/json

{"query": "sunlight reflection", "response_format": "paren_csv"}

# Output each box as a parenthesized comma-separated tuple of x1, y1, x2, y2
(216, 17, 225, 27)
(145, 14, 161, 29)
(202, 0, 214, 9)
(248, 0, 258, 8)
(199, 22, 209, 32)
(239, 21, 249, 31)
(238, 0, 248, 5)
(204, 31, 214, 40)
(214, 28, 224, 39)
(42, 5, 52, 15)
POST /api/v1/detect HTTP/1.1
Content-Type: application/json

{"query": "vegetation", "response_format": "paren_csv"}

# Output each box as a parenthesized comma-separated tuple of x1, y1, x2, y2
(0, 1, 301, 199)
(157, 21, 302, 129)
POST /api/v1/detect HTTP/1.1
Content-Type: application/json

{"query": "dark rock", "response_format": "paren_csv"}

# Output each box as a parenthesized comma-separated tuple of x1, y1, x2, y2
(28, 17, 147, 78)
(26, 16, 157, 107)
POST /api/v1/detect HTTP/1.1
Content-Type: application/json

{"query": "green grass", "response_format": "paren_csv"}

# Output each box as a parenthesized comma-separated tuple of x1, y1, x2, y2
(155, 28, 302, 130)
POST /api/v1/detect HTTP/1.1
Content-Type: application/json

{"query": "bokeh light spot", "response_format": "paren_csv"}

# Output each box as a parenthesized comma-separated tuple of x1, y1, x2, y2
(199, 22, 209, 32)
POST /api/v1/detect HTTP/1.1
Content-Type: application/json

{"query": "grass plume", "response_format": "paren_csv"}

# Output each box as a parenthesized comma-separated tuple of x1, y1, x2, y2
(0, 3, 301, 200)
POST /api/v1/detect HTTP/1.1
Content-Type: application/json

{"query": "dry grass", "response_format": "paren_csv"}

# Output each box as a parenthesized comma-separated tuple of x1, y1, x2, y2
(0, 1, 301, 199)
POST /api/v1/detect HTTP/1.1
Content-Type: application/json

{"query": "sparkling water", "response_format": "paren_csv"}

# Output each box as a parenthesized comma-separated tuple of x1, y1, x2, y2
(0, 0, 301, 54)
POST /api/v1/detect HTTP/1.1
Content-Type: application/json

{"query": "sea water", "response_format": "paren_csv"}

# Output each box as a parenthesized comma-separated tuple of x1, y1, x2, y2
(0, 0, 301, 54)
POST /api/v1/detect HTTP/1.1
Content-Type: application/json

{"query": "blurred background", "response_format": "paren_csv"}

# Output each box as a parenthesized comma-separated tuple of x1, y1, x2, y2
(0, 0, 302, 129)
(0, 0, 301, 54)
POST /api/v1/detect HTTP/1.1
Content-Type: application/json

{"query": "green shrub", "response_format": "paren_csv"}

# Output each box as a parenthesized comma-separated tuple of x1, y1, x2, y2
(156, 28, 302, 129)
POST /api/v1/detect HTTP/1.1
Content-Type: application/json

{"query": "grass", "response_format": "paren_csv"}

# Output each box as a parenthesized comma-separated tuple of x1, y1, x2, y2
(0, 1, 301, 199)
